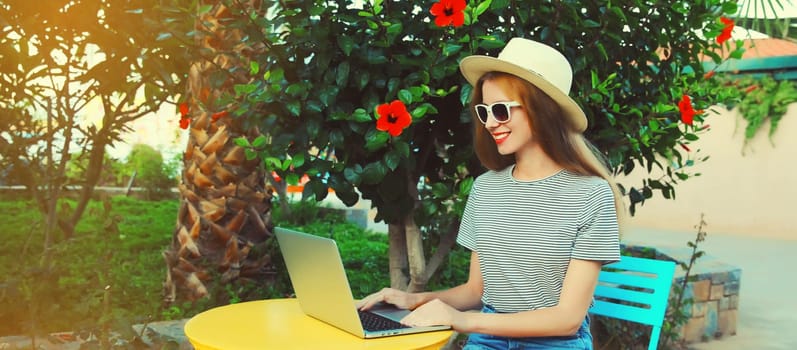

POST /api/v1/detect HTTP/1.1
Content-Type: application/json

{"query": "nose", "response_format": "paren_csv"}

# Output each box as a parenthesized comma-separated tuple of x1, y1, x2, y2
(483, 112, 501, 128)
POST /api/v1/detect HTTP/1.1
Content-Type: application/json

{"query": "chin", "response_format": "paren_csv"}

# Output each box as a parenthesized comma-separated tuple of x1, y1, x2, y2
(496, 147, 514, 156)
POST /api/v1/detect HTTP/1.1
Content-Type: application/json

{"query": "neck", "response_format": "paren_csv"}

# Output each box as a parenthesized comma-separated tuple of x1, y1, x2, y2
(512, 147, 562, 181)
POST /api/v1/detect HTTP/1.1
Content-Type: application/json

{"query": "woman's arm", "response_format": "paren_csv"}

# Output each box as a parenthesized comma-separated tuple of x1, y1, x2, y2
(402, 258, 601, 337)
(411, 250, 484, 310)
(357, 251, 484, 311)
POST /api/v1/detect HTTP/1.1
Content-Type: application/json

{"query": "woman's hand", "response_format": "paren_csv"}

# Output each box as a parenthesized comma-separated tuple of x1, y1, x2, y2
(400, 298, 466, 330)
(356, 287, 421, 311)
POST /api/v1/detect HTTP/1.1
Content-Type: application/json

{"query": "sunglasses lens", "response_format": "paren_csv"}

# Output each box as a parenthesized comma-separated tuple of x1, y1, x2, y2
(491, 104, 511, 122)
(475, 105, 489, 123)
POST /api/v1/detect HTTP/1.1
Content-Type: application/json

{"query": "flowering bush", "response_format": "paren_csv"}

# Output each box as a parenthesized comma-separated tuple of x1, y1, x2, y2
(223, 1, 741, 213)
(176, 0, 744, 290)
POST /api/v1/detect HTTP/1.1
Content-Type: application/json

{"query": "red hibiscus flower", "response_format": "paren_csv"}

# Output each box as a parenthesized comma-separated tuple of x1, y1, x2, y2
(430, 0, 466, 28)
(179, 102, 189, 117)
(717, 17, 734, 44)
(376, 100, 412, 137)
(179, 117, 190, 130)
(678, 94, 697, 126)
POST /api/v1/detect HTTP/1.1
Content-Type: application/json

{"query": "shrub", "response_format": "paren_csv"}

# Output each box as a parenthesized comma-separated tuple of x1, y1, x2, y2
(125, 144, 177, 200)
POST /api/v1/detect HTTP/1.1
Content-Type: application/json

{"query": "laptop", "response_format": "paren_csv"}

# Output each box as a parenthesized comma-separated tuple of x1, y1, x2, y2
(274, 227, 452, 338)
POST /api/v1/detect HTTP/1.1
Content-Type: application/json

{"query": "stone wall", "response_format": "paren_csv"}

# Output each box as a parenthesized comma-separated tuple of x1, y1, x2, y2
(675, 252, 742, 343)
(624, 244, 742, 344)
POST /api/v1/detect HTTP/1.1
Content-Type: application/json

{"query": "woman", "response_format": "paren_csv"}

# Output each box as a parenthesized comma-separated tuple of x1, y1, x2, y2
(358, 38, 622, 349)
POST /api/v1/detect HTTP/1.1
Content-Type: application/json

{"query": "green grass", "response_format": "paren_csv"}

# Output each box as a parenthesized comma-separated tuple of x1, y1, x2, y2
(0, 196, 178, 337)
(0, 196, 469, 339)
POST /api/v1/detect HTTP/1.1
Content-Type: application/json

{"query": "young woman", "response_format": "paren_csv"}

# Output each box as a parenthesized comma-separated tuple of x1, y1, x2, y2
(358, 38, 622, 349)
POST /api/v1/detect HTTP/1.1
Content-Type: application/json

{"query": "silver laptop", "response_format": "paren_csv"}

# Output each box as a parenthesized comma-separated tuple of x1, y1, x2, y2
(274, 227, 451, 338)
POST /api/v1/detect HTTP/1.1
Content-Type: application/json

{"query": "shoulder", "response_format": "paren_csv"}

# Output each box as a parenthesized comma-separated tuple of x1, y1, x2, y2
(472, 166, 511, 187)
(559, 171, 611, 192)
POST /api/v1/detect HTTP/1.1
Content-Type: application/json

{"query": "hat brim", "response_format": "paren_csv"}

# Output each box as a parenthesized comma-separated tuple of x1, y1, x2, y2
(460, 55, 587, 132)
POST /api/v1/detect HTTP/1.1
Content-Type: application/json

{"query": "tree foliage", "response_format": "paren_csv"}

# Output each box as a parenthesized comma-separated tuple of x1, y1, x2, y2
(0, 0, 190, 238)
(173, 0, 743, 290)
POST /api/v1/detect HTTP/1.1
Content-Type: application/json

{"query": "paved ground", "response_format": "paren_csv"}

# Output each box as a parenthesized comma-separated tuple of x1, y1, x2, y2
(623, 226, 797, 350)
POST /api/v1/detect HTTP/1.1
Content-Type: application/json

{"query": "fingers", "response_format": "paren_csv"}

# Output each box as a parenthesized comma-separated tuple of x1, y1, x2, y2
(357, 288, 391, 310)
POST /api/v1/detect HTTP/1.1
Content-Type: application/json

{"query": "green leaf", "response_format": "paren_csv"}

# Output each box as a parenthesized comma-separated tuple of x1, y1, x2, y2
(584, 19, 601, 28)
(329, 129, 344, 146)
(251, 135, 267, 148)
(459, 177, 474, 197)
(431, 183, 450, 198)
(264, 157, 281, 170)
(306, 100, 323, 113)
(475, 0, 492, 17)
(234, 137, 250, 147)
(384, 150, 401, 170)
(422, 201, 439, 216)
(442, 43, 463, 56)
(398, 89, 413, 104)
(721, 1, 738, 15)
(319, 86, 339, 107)
(338, 36, 355, 56)
(364, 129, 389, 151)
(683, 133, 699, 141)
(344, 165, 363, 184)
(357, 71, 370, 90)
(386, 23, 403, 37)
(269, 68, 285, 82)
(234, 83, 257, 96)
(292, 153, 305, 168)
(281, 158, 292, 171)
(729, 44, 745, 60)
(249, 61, 260, 75)
(361, 162, 388, 184)
(336, 62, 350, 87)
(285, 83, 306, 97)
(244, 149, 257, 160)
(286, 173, 300, 185)
(286, 101, 301, 116)
(411, 104, 429, 119)
(393, 140, 410, 158)
(387, 78, 401, 98)
(352, 108, 372, 122)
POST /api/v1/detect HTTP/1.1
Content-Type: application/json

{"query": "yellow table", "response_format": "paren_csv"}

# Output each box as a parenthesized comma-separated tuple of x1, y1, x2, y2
(184, 298, 454, 350)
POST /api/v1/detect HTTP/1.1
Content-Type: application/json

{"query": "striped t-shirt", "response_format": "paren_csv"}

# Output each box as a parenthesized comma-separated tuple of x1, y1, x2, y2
(457, 166, 620, 313)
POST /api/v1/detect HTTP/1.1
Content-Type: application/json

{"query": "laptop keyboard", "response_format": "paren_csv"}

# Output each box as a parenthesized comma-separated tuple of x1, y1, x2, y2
(357, 310, 411, 331)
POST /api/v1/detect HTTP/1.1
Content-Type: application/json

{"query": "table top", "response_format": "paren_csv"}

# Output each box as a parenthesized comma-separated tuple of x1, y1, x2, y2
(184, 298, 454, 350)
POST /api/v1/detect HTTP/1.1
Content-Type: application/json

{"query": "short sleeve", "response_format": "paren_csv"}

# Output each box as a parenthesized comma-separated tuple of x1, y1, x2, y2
(572, 181, 620, 264)
(456, 178, 479, 251)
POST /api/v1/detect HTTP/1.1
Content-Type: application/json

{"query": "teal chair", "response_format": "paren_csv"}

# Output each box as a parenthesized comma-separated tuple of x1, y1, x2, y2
(589, 255, 677, 350)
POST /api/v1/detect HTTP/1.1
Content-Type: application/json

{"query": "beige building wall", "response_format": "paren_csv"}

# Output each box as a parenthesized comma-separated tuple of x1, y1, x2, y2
(619, 103, 797, 240)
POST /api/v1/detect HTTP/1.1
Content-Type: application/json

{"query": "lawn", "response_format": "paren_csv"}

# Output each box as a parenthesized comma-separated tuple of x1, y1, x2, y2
(0, 195, 179, 337)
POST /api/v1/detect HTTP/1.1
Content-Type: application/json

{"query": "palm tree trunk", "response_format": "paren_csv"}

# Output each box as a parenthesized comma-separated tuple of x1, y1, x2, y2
(163, 1, 275, 304)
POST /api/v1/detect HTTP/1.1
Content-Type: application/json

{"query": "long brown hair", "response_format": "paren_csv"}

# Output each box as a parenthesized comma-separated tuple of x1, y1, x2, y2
(470, 72, 625, 222)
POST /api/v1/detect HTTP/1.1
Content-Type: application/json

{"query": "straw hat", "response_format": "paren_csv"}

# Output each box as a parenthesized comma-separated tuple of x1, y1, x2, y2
(459, 38, 587, 132)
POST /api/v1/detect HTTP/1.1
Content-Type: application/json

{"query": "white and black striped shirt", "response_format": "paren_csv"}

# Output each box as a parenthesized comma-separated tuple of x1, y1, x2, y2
(457, 166, 620, 313)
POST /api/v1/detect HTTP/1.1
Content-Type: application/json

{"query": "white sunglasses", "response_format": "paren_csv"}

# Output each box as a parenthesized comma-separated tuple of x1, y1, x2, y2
(474, 101, 522, 124)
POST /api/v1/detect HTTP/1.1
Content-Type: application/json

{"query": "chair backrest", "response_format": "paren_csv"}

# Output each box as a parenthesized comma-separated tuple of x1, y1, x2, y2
(589, 255, 677, 350)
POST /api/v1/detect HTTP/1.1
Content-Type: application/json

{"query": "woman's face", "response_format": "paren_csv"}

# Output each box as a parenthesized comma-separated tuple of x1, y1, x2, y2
(481, 79, 536, 156)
